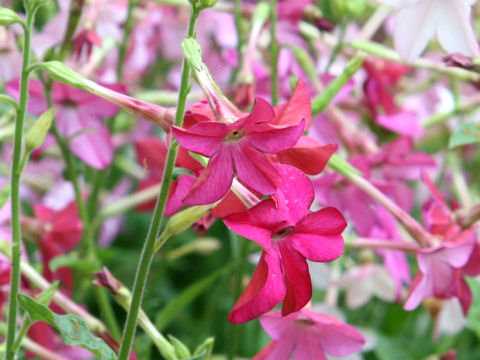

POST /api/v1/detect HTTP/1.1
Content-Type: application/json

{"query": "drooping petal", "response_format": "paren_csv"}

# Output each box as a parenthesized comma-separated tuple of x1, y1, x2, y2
(164, 175, 196, 216)
(233, 144, 282, 195)
(172, 122, 228, 157)
(228, 251, 286, 324)
(183, 148, 234, 205)
(273, 164, 314, 224)
(404, 271, 431, 311)
(435, 0, 480, 58)
(247, 119, 305, 154)
(376, 112, 424, 138)
(68, 118, 114, 169)
(276, 138, 337, 175)
(273, 79, 312, 128)
(224, 199, 286, 248)
(307, 312, 365, 357)
(393, 1, 437, 62)
(292, 208, 346, 262)
(135, 137, 167, 174)
(280, 245, 312, 316)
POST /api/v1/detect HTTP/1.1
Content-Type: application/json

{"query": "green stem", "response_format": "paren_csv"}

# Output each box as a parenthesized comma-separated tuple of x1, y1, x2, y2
(5, 11, 34, 360)
(231, 0, 245, 83)
(269, 0, 278, 105)
(117, 0, 137, 80)
(57, 0, 84, 60)
(117, 9, 199, 360)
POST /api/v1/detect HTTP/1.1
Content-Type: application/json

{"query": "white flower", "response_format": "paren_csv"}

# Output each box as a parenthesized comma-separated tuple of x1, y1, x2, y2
(378, 0, 480, 62)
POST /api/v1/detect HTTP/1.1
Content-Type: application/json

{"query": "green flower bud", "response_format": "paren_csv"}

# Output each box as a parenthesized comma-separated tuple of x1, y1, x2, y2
(0, 8, 22, 26)
(25, 107, 55, 153)
(165, 205, 212, 237)
(189, 0, 217, 11)
(168, 335, 191, 359)
(193, 337, 214, 359)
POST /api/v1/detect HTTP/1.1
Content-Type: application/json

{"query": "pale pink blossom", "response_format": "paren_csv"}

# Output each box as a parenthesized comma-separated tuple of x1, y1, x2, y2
(379, 0, 480, 62)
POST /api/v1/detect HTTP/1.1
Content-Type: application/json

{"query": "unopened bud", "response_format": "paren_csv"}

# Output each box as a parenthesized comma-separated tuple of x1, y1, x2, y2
(25, 107, 55, 153)
(189, 0, 217, 11)
(165, 205, 212, 237)
(0, 8, 22, 26)
(193, 337, 214, 359)
(168, 335, 191, 359)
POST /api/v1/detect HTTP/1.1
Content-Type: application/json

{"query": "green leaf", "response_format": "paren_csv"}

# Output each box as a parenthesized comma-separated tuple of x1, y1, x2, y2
(49, 252, 99, 273)
(155, 264, 235, 331)
(36, 280, 59, 305)
(449, 122, 480, 148)
(18, 294, 117, 359)
(467, 277, 480, 340)
(168, 334, 191, 359)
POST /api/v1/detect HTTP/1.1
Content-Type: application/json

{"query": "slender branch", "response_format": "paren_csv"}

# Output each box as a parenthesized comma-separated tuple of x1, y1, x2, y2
(117, 8, 200, 360)
(346, 238, 420, 253)
(269, 0, 279, 105)
(0, 94, 19, 110)
(117, 0, 137, 80)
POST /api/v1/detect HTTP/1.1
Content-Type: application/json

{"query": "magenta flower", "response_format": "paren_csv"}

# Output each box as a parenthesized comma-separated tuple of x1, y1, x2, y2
(34, 200, 83, 292)
(224, 165, 346, 323)
(172, 98, 305, 205)
(253, 309, 365, 360)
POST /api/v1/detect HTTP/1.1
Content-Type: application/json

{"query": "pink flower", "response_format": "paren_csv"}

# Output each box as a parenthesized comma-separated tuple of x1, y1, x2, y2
(6, 79, 120, 169)
(253, 309, 365, 360)
(172, 98, 305, 205)
(404, 172, 480, 314)
(379, 0, 480, 62)
(224, 165, 346, 323)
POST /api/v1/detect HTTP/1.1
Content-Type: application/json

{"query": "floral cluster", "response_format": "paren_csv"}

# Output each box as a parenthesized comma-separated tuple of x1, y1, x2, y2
(0, 0, 479, 359)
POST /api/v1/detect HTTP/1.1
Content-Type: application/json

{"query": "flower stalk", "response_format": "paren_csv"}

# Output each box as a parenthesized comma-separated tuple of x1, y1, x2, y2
(116, 6, 200, 359)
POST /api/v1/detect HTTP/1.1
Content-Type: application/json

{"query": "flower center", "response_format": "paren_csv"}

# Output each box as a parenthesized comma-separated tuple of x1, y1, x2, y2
(223, 129, 246, 143)
(272, 226, 295, 241)
(62, 99, 78, 108)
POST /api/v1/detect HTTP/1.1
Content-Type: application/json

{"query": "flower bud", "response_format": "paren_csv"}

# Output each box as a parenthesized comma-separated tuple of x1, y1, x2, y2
(168, 335, 191, 359)
(164, 205, 212, 238)
(193, 337, 214, 359)
(0, 8, 22, 26)
(25, 107, 55, 153)
(189, 0, 218, 11)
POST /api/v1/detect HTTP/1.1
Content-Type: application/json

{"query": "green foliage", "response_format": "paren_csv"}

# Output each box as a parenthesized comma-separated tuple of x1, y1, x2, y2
(18, 294, 117, 359)
(449, 122, 480, 148)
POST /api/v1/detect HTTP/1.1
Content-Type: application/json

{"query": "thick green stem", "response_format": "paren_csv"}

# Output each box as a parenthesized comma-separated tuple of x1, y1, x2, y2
(269, 0, 278, 105)
(5, 11, 34, 360)
(117, 9, 199, 360)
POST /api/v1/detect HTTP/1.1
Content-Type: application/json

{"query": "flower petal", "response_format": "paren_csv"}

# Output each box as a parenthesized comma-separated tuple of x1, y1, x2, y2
(280, 245, 312, 315)
(247, 119, 305, 154)
(276, 138, 337, 175)
(233, 144, 282, 195)
(172, 122, 228, 157)
(183, 148, 234, 205)
(223, 199, 286, 248)
(228, 251, 286, 323)
(274, 164, 314, 223)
